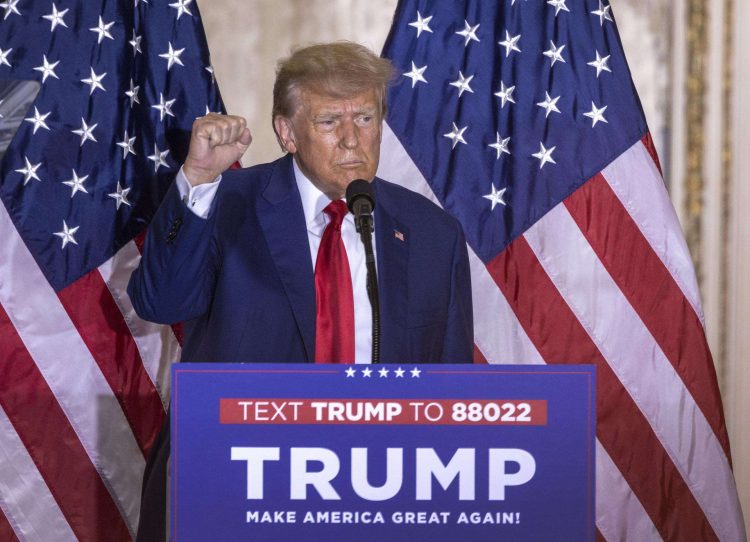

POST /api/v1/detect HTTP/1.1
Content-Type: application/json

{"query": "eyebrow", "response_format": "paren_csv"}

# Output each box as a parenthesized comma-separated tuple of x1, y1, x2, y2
(312, 105, 378, 120)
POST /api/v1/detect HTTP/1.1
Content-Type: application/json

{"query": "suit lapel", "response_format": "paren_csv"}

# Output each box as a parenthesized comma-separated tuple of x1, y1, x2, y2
(257, 155, 316, 362)
(373, 180, 409, 363)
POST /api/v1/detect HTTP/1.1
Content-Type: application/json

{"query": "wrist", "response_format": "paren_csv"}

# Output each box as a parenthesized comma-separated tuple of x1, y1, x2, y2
(182, 161, 220, 186)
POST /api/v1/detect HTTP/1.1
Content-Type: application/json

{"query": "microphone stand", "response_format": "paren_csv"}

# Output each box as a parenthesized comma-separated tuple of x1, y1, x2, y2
(355, 213, 380, 365)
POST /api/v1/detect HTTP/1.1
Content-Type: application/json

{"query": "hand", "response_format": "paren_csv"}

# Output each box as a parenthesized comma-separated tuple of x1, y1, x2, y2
(183, 113, 252, 185)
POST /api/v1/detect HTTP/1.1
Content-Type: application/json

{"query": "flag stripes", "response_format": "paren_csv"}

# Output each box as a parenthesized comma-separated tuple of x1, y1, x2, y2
(0, 508, 18, 542)
(0, 202, 146, 537)
(0, 508, 16, 542)
(0, 231, 181, 540)
(601, 141, 704, 325)
(0, 305, 131, 541)
(0, 1, 216, 537)
(489, 232, 716, 540)
(377, 126, 744, 540)
(523, 201, 726, 540)
(0, 404, 67, 542)
(57, 270, 164, 455)
(98, 240, 179, 406)
(566, 172, 729, 455)
(594, 440, 659, 541)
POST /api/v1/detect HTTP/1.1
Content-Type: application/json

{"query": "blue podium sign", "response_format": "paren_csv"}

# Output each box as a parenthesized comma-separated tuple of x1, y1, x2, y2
(171, 364, 595, 541)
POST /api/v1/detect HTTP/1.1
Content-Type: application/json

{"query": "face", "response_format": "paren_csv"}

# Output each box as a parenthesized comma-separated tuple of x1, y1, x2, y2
(274, 87, 382, 199)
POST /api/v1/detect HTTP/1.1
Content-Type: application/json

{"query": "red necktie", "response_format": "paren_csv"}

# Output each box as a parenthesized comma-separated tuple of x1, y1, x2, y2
(314, 200, 355, 364)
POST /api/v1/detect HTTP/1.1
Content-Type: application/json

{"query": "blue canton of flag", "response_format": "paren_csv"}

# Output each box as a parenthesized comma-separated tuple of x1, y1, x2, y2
(0, 0, 225, 540)
(383, 0, 646, 263)
(0, 0, 224, 290)
(379, 1, 746, 540)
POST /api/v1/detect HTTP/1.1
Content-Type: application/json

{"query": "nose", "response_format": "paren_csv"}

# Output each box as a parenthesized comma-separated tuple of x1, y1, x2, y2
(338, 118, 359, 150)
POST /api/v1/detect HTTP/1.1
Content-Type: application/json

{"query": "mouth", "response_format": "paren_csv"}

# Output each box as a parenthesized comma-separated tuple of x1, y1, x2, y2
(337, 160, 365, 168)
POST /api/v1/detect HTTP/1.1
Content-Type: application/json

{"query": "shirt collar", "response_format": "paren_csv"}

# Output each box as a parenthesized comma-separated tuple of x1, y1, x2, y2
(292, 158, 354, 236)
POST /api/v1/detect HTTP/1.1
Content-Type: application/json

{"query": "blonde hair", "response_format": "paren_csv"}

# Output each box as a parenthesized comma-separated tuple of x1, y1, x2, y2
(272, 41, 395, 122)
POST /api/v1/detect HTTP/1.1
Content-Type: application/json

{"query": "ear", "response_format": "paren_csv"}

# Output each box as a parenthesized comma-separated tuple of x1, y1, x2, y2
(273, 116, 297, 154)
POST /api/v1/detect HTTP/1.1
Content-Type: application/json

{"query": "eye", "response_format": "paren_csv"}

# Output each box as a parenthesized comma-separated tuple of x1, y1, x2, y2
(315, 119, 336, 131)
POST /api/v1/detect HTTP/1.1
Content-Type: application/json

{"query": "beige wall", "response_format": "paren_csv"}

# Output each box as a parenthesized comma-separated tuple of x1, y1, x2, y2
(197, 0, 749, 535)
(198, 0, 398, 166)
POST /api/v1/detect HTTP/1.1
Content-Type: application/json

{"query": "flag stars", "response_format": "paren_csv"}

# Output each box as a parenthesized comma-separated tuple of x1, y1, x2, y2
(404, 61, 427, 88)
(63, 170, 89, 197)
(536, 92, 561, 118)
(543, 41, 567, 66)
(152, 93, 176, 121)
(361, 367, 373, 378)
(409, 11, 433, 38)
(588, 51, 612, 77)
(394, 367, 406, 377)
(90, 16, 115, 44)
(449, 71, 474, 97)
(483, 183, 507, 210)
(488, 132, 511, 159)
(345, 367, 356, 378)
(15, 157, 42, 185)
(33, 55, 60, 83)
(378, 367, 389, 378)
(0, 47, 11, 68)
(443, 122, 468, 149)
(410, 367, 421, 378)
(81, 68, 107, 94)
(72, 118, 98, 146)
(498, 30, 521, 58)
(148, 144, 170, 172)
(547, 0, 570, 16)
(169, 0, 193, 19)
(532, 142, 557, 169)
(160, 42, 185, 70)
(42, 3, 68, 31)
(129, 31, 143, 55)
(456, 20, 480, 46)
(125, 79, 140, 107)
(24, 107, 51, 134)
(54, 221, 79, 249)
(108, 181, 132, 210)
(494, 82, 516, 108)
(116, 130, 137, 159)
(0, 0, 20, 20)
(592, 1, 613, 26)
(584, 102, 608, 127)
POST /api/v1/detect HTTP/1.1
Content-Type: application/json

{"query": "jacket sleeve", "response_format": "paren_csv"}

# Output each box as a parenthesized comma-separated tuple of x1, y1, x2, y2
(127, 180, 220, 324)
(441, 218, 474, 363)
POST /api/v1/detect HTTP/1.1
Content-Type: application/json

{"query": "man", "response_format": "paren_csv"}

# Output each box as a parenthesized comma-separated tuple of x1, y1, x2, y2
(128, 42, 473, 539)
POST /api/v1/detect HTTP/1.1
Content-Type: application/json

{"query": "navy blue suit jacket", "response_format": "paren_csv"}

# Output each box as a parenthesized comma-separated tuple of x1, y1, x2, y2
(128, 154, 473, 364)
(127, 154, 473, 540)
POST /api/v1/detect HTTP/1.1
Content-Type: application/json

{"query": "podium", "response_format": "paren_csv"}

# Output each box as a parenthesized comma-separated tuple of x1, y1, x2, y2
(171, 363, 595, 541)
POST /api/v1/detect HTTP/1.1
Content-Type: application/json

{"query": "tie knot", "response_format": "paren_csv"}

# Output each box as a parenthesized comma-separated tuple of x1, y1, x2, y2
(324, 200, 348, 229)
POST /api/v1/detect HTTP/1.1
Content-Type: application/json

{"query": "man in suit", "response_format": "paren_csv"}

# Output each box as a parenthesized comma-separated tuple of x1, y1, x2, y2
(128, 42, 473, 540)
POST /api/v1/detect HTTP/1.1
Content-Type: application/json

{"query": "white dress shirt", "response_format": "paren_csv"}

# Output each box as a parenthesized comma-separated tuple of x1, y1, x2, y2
(176, 162, 376, 363)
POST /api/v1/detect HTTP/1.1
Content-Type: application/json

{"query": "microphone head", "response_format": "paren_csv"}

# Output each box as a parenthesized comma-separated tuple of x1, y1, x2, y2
(345, 179, 375, 216)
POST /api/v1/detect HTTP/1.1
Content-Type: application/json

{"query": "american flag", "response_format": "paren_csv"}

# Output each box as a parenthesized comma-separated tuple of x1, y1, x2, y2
(378, 0, 746, 540)
(0, 0, 223, 539)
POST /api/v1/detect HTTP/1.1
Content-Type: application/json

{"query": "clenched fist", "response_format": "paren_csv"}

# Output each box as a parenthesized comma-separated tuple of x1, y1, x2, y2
(183, 113, 252, 185)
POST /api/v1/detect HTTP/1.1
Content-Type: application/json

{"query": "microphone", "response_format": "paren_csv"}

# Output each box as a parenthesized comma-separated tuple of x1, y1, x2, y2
(345, 179, 375, 233)
(345, 179, 380, 364)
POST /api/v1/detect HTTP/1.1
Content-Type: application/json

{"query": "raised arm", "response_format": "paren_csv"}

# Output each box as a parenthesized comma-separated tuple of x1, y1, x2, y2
(127, 114, 251, 324)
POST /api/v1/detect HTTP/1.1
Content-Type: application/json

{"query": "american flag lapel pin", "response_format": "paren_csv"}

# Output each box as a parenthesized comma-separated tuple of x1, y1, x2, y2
(394, 230, 405, 242)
